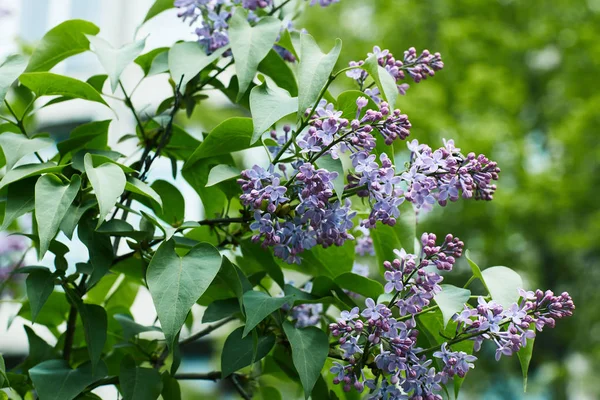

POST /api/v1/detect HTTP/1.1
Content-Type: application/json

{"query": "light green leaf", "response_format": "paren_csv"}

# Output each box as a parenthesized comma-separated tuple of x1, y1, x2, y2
(206, 164, 241, 187)
(361, 55, 398, 109)
(86, 35, 146, 93)
(120, 356, 163, 400)
(221, 327, 275, 378)
(517, 337, 535, 392)
(0, 162, 65, 191)
(35, 174, 80, 258)
(242, 291, 293, 337)
(125, 176, 162, 210)
(0, 132, 54, 170)
(84, 153, 126, 228)
(250, 80, 298, 144)
(20, 72, 109, 108)
(168, 41, 227, 89)
(334, 272, 384, 299)
(316, 155, 344, 201)
(229, 9, 281, 100)
(434, 284, 471, 328)
(465, 249, 486, 286)
(77, 303, 107, 373)
(151, 180, 185, 226)
(147, 239, 222, 349)
(143, 0, 175, 23)
(184, 118, 257, 167)
(282, 322, 329, 399)
(297, 34, 342, 118)
(25, 268, 55, 323)
(29, 360, 107, 400)
(0, 55, 27, 104)
(0, 177, 36, 231)
(26, 19, 100, 72)
(481, 266, 523, 308)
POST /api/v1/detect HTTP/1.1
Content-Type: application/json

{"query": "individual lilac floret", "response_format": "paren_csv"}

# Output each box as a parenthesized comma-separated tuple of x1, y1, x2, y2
(289, 282, 324, 328)
(346, 46, 444, 102)
(402, 139, 501, 209)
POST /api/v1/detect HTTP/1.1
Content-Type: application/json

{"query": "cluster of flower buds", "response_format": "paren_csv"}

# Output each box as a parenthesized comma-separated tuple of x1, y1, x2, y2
(346, 46, 444, 103)
(175, 0, 340, 55)
(328, 233, 574, 399)
(402, 139, 501, 209)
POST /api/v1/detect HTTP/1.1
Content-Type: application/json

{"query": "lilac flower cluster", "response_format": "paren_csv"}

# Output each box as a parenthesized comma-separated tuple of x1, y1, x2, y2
(175, 0, 340, 55)
(298, 98, 411, 159)
(402, 139, 501, 209)
(327, 232, 574, 398)
(239, 163, 356, 263)
(346, 46, 444, 103)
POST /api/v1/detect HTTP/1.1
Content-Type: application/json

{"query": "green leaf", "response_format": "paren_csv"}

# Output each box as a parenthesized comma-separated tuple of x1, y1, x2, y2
(84, 153, 126, 228)
(86, 35, 146, 93)
(114, 314, 162, 341)
(370, 209, 416, 273)
(77, 215, 114, 287)
(315, 155, 344, 200)
(151, 180, 185, 226)
(20, 72, 109, 108)
(206, 164, 241, 187)
(184, 118, 257, 166)
(86, 75, 108, 92)
(0, 162, 65, 191)
(229, 9, 281, 100)
(19, 291, 69, 329)
(182, 154, 232, 218)
(250, 80, 297, 144)
(301, 241, 355, 279)
(120, 356, 163, 400)
(29, 360, 107, 400)
(242, 291, 293, 337)
(334, 272, 384, 299)
(135, 47, 169, 76)
(23, 325, 59, 369)
(125, 176, 162, 210)
(60, 198, 96, 239)
(221, 327, 275, 378)
(297, 34, 342, 118)
(0, 177, 36, 231)
(481, 266, 523, 308)
(258, 49, 298, 97)
(0, 354, 7, 388)
(57, 120, 110, 157)
(143, 0, 175, 23)
(168, 42, 227, 89)
(202, 298, 240, 323)
(517, 337, 535, 392)
(26, 19, 100, 72)
(282, 322, 329, 399)
(0, 55, 28, 104)
(240, 240, 285, 289)
(25, 268, 55, 322)
(361, 55, 398, 109)
(465, 250, 486, 285)
(161, 372, 181, 400)
(434, 284, 471, 328)
(147, 239, 222, 349)
(35, 174, 80, 258)
(77, 303, 107, 372)
(337, 90, 378, 121)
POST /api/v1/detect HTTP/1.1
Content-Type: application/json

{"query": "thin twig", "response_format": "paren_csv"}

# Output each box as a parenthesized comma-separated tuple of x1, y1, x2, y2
(179, 316, 236, 346)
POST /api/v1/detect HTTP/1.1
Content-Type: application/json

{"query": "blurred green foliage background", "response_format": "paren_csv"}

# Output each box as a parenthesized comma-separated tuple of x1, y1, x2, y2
(293, 0, 600, 398)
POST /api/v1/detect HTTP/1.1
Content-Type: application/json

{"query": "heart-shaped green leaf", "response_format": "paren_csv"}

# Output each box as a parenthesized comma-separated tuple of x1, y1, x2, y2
(434, 284, 471, 327)
(84, 153, 126, 228)
(221, 327, 275, 378)
(25, 268, 55, 322)
(168, 41, 227, 89)
(242, 291, 293, 337)
(29, 360, 107, 400)
(249, 80, 298, 144)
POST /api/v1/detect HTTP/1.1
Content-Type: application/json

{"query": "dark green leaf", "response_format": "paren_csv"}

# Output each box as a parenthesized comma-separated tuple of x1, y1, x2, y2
(229, 8, 281, 99)
(0, 162, 65, 191)
(125, 176, 162, 210)
(20, 72, 108, 107)
(135, 47, 168, 76)
(120, 355, 163, 400)
(297, 34, 342, 118)
(0, 177, 36, 231)
(57, 120, 110, 157)
(19, 291, 69, 329)
(0, 354, 7, 388)
(161, 372, 181, 400)
(250, 80, 297, 144)
(86, 75, 108, 92)
(0, 55, 27, 104)
(184, 118, 256, 166)
(29, 360, 107, 400)
(434, 284, 471, 328)
(0, 132, 53, 171)
(334, 272, 384, 299)
(257, 49, 298, 97)
(144, 0, 175, 23)
(301, 241, 355, 279)
(60, 198, 96, 239)
(242, 291, 292, 337)
(202, 298, 240, 323)
(168, 42, 227, 89)
(77, 303, 107, 372)
(26, 19, 100, 72)
(114, 314, 162, 341)
(147, 239, 222, 349)
(84, 153, 126, 228)
(151, 180, 185, 226)
(221, 327, 275, 377)
(87, 35, 146, 92)
(240, 240, 285, 289)
(282, 322, 329, 399)
(77, 215, 114, 287)
(23, 326, 59, 369)
(35, 174, 80, 258)
(25, 268, 55, 322)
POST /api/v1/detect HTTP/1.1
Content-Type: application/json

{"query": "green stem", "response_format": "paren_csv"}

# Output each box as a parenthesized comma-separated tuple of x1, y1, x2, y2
(270, 0, 293, 15)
